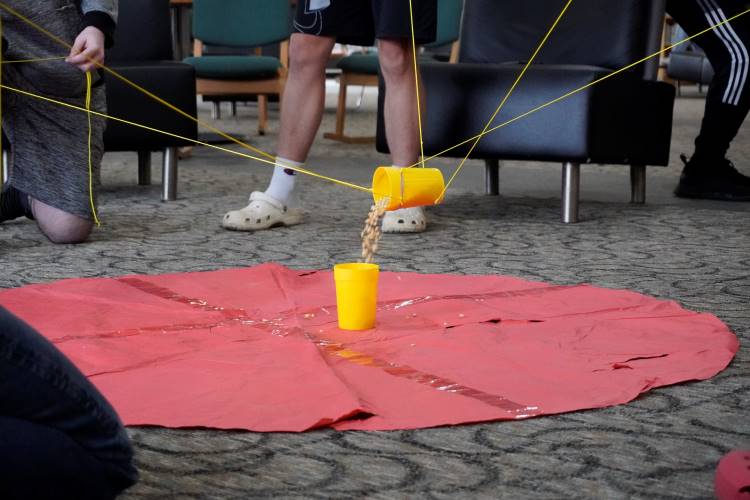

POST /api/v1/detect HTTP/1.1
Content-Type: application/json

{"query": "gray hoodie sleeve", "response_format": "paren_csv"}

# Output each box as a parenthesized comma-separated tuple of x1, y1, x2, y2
(79, 0, 118, 47)
(80, 0, 118, 22)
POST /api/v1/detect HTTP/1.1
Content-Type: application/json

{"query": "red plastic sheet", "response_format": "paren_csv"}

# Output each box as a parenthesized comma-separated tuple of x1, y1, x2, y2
(0, 263, 738, 432)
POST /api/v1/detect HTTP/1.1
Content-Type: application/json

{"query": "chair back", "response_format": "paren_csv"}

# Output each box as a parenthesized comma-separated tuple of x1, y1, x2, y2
(425, 0, 464, 48)
(106, 0, 173, 62)
(459, 0, 663, 77)
(193, 0, 291, 48)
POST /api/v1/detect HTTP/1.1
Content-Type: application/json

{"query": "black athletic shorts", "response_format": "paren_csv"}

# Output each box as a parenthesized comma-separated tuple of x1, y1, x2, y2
(293, 0, 437, 46)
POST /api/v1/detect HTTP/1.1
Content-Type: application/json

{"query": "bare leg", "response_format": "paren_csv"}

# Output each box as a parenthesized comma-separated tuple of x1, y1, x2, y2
(276, 33, 337, 162)
(31, 199, 93, 244)
(378, 39, 429, 233)
(378, 38, 422, 167)
(222, 34, 335, 231)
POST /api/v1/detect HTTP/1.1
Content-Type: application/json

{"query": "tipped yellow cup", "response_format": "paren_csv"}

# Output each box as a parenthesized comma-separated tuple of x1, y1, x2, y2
(372, 166, 445, 211)
(334, 263, 379, 330)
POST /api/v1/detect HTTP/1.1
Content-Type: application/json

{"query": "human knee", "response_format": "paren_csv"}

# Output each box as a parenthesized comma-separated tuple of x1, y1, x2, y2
(42, 217, 93, 244)
(32, 200, 93, 244)
(378, 40, 412, 79)
(288, 34, 334, 74)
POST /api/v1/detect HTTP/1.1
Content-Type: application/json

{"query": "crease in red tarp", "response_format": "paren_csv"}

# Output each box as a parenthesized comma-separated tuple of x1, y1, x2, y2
(0, 263, 739, 432)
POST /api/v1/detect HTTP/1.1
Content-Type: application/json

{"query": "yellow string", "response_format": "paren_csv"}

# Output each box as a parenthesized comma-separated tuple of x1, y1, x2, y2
(402, 6, 750, 169)
(1, 1, 747, 206)
(0, 1, 275, 162)
(0, 56, 66, 64)
(438, 0, 574, 200)
(85, 71, 99, 225)
(407, 0, 425, 168)
(0, 82, 375, 195)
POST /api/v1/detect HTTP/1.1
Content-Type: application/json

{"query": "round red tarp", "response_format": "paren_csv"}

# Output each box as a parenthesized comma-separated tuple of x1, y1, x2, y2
(0, 263, 738, 432)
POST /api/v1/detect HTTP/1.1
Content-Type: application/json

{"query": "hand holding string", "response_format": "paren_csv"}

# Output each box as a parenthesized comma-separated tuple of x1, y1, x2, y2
(66, 26, 104, 73)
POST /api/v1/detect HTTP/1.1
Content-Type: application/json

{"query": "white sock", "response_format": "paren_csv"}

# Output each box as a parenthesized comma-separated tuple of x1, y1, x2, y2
(264, 157, 302, 204)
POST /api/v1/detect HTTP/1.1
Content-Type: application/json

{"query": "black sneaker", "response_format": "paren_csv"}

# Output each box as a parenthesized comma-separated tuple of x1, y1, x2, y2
(0, 186, 34, 222)
(674, 154, 750, 201)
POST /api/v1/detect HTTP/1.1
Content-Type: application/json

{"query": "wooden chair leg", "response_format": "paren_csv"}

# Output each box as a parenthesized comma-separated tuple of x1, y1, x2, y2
(258, 94, 268, 136)
(324, 73, 375, 144)
(334, 74, 348, 135)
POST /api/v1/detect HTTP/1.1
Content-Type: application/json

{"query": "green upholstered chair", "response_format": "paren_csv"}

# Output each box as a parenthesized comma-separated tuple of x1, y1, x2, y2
(184, 0, 290, 135)
(324, 0, 464, 144)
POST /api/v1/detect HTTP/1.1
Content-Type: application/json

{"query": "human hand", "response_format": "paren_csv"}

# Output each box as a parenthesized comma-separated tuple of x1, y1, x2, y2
(66, 26, 105, 72)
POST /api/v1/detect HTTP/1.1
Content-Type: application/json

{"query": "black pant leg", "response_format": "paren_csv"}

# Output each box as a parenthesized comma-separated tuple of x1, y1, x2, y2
(0, 307, 138, 499)
(0, 416, 124, 500)
(667, 0, 750, 160)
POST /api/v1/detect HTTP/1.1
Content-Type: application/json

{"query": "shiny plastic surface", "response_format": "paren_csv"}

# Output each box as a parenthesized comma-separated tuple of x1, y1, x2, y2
(0, 263, 738, 432)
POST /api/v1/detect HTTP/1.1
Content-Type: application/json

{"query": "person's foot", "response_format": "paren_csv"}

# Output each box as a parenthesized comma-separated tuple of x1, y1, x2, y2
(222, 191, 303, 231)
(382, 207, 427, 233)
(0, 186, 33, 223)
(674, 154, 750, 201)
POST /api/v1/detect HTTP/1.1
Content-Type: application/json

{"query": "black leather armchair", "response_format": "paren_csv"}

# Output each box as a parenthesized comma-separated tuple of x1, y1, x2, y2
(378, 0, 675, 222)
(103, 0, 197, 201)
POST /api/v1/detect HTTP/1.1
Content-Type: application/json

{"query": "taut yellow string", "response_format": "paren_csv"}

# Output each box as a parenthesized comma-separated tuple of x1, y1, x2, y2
(0, 82, 375, 195)
(0, 1, 275, 162)
(438, 0, 574, 200)
(407, 7, 750, 171)
(3, 2, 749, 210)
(0, 56, 66, 64)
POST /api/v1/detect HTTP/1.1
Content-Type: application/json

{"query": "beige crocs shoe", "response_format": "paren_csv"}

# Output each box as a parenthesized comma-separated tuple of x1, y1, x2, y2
(222, 191, 303, 231)
(381, 207, 427, 233)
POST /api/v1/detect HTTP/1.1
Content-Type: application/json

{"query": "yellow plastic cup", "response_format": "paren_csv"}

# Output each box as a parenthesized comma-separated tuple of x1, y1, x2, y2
(333, 263, 379, 330)
(372, 166, 445, 211)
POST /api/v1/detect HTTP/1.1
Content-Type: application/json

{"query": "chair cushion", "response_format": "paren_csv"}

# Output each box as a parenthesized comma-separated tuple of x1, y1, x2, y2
(184, 56, 281, 80)
(668, 51, 715, 85)
(337, 54, 379, 75)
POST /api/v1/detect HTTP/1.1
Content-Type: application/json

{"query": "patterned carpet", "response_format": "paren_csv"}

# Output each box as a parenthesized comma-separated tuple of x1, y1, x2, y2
(1, 90, 748, 499)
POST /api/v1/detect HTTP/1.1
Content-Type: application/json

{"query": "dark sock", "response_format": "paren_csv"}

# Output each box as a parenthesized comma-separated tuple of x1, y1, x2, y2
(0, 186, 33, 222)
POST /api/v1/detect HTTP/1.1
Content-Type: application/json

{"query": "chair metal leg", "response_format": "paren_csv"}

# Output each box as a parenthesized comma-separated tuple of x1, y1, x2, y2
(1, 149, 8, 186)
(137, 150, 152, 185)
(630, 164, 646, 204)
(170, 6, 181, 60)
(162, 147, 178, 201)
(561, 162, 580, 223)
(484, 159, 500, 195)
(211, 101, 221, 120)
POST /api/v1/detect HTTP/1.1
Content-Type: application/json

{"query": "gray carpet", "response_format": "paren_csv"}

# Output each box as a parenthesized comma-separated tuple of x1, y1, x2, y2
(1, 88, 748, 499)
